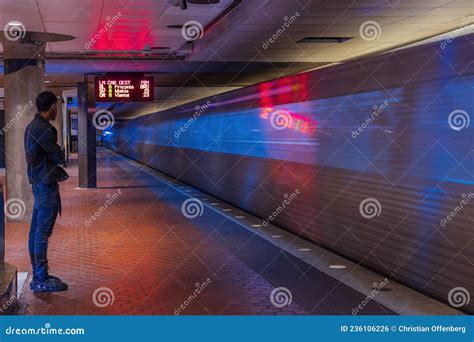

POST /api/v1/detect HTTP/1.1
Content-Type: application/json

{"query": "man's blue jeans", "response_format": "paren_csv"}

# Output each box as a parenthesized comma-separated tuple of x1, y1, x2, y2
(29, 183, 61, 281)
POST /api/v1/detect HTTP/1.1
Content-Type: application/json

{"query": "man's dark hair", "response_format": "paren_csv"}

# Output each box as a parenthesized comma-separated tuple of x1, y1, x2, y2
(36, 91, 58, 113)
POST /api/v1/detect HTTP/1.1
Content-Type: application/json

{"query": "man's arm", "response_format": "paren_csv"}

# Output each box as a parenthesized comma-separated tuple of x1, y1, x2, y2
(35, 126, 65, 166)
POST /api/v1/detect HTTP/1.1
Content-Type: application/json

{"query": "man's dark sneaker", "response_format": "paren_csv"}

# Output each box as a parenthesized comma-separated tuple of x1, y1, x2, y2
(31, 276, 68, 292)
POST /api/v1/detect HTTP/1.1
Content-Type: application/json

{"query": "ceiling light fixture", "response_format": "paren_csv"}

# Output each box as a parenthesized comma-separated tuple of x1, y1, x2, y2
(297, 37, 353, 44)
(167, 0, 220, 10)
(329, 264, 347, 269)
(7, 21, 23, 26)
(167, 0, 187, 9)
(188, 0, 220, 3)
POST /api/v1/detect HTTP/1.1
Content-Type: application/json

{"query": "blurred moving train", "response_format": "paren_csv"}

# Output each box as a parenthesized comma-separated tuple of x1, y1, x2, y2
(104, 33, 474, 313)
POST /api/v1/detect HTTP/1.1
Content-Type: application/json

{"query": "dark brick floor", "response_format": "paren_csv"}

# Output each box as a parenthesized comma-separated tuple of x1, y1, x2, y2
(5, 149, 393, 315)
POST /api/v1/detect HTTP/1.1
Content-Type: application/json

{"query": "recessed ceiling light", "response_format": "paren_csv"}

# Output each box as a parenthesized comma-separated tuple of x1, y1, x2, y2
(189, 0, 220, 3)
(329, 264, 347, 269)
(7, 21, 22, 26)
(297, 37, 353, 44)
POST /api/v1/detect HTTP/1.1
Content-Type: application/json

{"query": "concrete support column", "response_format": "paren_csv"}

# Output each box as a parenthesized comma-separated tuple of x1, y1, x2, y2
(0, 29, 74, 314)
(2, 46, 46, 222)
(77, 82, 97, 188)
(1, 30, 73, 222)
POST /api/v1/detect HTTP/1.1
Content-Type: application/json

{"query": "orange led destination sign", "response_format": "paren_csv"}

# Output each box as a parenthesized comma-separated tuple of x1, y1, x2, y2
(95, 75, 154, 102)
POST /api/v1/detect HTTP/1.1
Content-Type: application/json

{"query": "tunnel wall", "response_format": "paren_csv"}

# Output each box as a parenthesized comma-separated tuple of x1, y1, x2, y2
(104, 34, 474, 313)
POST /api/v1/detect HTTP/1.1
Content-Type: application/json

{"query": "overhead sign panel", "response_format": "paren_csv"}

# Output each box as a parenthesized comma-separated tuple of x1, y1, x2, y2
(95, 75, 154, 102)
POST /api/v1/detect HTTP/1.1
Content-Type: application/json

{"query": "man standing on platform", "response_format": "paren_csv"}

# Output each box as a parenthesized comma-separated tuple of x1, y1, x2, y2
(24, 91, 69, 292)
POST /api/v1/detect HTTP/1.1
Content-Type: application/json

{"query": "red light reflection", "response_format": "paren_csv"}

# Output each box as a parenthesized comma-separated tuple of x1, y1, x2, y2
(260, 107, 317, 135)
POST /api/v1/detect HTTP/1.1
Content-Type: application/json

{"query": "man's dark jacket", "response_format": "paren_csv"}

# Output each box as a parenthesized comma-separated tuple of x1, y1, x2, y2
(24, 114, 69, 184)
